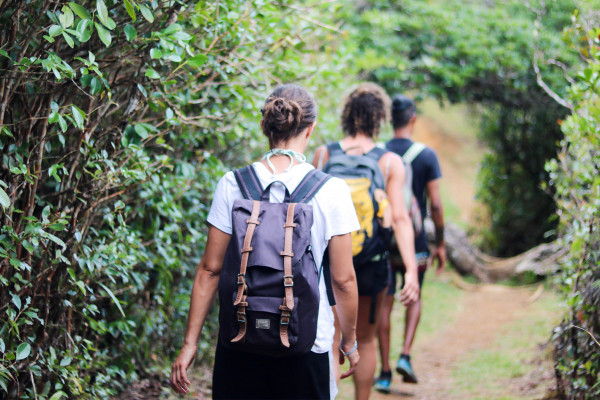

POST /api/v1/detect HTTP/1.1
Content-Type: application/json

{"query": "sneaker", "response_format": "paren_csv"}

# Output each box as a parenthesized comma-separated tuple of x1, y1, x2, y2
(374, 372, 392, 394)
(396, 355, 418, 384)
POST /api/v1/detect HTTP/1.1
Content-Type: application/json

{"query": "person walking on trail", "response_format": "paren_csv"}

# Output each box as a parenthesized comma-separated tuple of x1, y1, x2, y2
(170, 84, 360, 400)
(313, 83, 420, 400)
(374, 94, 446, 393)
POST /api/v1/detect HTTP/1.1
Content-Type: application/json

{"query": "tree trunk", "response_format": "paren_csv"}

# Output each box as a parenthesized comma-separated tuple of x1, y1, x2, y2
(426, 220, 565, 282)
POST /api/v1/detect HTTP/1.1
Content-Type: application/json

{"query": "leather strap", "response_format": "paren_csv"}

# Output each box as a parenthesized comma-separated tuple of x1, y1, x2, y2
(231, 200, 261, 343)
(279, 202, 296, 348)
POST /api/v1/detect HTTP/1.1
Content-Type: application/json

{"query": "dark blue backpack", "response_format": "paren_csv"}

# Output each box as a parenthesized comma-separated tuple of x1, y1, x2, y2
(218, 166, 331, 357)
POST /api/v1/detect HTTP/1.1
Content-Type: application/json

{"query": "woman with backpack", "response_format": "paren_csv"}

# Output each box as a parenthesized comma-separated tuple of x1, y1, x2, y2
(170, 84, 360, 400)
(313, 83, 420, 400)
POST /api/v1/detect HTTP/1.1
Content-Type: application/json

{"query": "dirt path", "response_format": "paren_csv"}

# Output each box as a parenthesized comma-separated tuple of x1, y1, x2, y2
(369, 284, 540, 400)
(411, 101, 485, 225)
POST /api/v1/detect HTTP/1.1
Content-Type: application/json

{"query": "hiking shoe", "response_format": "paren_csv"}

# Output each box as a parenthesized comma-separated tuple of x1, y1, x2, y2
(374, 372, 392, 394)
(396, 355, 418, 384)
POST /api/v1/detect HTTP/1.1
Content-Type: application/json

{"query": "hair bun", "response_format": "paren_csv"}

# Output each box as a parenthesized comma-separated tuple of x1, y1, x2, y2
(262, 97, 304, 135)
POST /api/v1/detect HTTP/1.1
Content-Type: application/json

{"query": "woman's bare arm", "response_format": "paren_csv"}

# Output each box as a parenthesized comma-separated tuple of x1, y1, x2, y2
(328, 233, 360, 378)
(170, 225, 231, 394)
(381, 153, 420, 305)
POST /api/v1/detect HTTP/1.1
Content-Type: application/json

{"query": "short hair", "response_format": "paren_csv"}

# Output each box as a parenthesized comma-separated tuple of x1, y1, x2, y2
(391, 94, 416, 129)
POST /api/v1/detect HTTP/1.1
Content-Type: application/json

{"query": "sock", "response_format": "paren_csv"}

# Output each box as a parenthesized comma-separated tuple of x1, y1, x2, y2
(400, 353, 411, 362)
(379, 370, 392, 379)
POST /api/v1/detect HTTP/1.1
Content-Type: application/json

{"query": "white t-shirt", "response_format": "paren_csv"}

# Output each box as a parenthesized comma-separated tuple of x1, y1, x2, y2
(207, 161, 359, 353)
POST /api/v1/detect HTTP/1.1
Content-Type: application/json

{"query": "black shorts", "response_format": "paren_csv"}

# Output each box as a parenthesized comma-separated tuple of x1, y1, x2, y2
(212, 341, 330, 400)
(386, 256, 428, 296)
(354, 254, 390, 297)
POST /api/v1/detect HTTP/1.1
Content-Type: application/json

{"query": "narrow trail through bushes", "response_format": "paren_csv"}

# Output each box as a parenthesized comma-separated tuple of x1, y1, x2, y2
(364, 280, 557, 400)
(157, 102, 560, 400)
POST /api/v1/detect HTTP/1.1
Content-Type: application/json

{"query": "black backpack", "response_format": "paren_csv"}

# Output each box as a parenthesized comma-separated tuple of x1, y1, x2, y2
(323, 142, 389, 265)
(218, 165, 331, 357)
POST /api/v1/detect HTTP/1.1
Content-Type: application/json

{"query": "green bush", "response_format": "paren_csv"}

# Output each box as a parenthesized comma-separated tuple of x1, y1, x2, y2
(0, 0, 347, 398)
(548, 12, 600, 399)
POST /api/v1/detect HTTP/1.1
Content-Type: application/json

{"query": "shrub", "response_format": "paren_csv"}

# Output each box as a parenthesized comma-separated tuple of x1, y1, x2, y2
(548, 12, 600, 399)
(0, 0, 347, 398)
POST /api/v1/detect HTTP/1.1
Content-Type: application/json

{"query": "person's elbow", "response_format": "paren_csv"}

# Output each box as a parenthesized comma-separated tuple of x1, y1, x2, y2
(332, 270, 357, 295)
(197, 259, 222, 281)
(391, 209, 411, 228)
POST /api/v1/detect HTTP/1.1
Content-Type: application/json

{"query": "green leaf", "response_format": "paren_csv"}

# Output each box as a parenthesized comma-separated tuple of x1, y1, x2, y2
(150, 48, 162, 59)
(67, 268, 76, 281)
(71, 105, 85, 129)
(0, 338, 5, 353)
(188, 54, 207, 68)
(144, 67, 160, 80)
(124, 24, 137, 41)
(49, 222, 66, 231)
(96, 0, 108, 26)
(62, 32, 75, 48)
(49, 391, 67, 400)
(77, 19, 93, 42)
(58, 115, 68, 133)
(0, 187, 10, 209)
(138, 4, 154, 23)
(11, 294, 21, 310)
(134, 124, 148, 139)
(124, 0, 136, 22)
(95, 22, 112, 47)
(39, 230, 66, 250)
(16, 343, 31, 361)
(22, 240, 34, 254)
(59, 6, 74, 28)
(69, 2, 91, 20)
(98, 282, 126, 317)
(49, 25, 62, 38)
(103, 16, 116, 30)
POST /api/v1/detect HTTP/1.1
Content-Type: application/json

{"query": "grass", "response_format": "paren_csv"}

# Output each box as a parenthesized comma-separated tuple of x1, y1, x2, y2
(448, 289, 563, 400)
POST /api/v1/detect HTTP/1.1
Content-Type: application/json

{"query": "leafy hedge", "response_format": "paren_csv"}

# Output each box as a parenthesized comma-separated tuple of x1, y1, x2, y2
(549, 12, 600, 399)
(0, 0, 347, 398)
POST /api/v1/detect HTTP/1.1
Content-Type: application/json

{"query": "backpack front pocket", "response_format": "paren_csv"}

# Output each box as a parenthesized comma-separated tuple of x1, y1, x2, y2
(230, 295, 299, 350)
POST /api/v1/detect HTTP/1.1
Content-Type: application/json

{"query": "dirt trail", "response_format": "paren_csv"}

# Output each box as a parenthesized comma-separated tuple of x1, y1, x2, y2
(411, 102, 485, 224)
(369, 284, 539, 400)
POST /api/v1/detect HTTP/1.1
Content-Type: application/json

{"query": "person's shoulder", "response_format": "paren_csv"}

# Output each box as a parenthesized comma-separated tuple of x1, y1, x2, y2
(381, 150, 404, 168)
(420, 146, 440, 162)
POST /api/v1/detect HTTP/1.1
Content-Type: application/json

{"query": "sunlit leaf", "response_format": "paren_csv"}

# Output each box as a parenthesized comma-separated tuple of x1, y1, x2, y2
(16, 343, 31, 361)
(96, 0, 108, 25)
(69, 2, 91, 20)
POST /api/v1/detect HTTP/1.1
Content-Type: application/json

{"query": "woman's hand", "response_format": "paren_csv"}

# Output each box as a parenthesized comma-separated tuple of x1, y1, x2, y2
(170, 343, 197, 394)
(398, 271, 420, 306)
(339, 340, 360, 379)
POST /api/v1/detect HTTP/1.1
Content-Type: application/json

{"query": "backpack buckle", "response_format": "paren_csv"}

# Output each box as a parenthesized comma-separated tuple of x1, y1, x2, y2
(283, 275, 294, 287)
(237, 273, 246, 285)
(280, 311, 291, 325)
(237, 311, 246, 323)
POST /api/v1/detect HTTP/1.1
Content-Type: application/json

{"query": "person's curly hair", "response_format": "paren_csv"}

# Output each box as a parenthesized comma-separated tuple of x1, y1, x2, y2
(341, 82, 391, 137)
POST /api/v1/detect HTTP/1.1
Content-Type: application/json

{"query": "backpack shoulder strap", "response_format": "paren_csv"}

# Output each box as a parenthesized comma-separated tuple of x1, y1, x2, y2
(234, 165, 263, 200)
(402, 142, 427, 164)
(326, 141, 344, 157)
(291, 169, 332, 203)
(364, 146, 387, 162)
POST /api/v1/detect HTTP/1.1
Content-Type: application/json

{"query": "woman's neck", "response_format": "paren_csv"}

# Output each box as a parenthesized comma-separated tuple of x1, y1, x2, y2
(260, 137, 308, 175)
